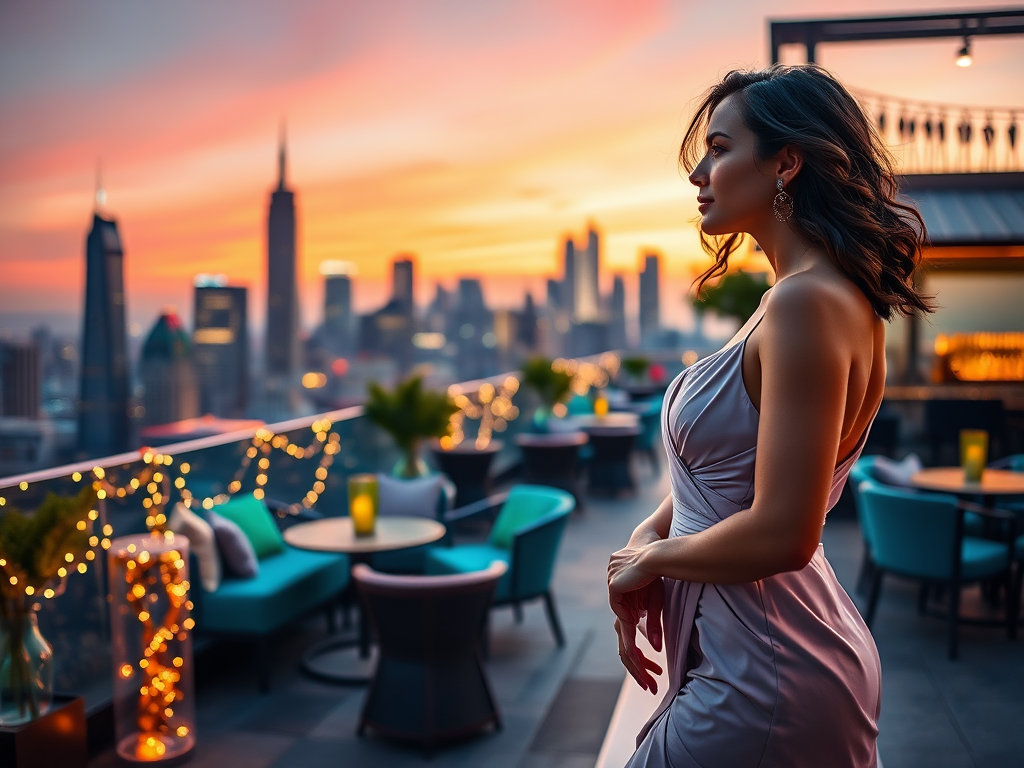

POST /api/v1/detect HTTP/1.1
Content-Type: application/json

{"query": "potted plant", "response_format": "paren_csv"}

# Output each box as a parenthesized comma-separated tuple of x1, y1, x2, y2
(364, 375, 460, 478)
(0, 486, 97, 725)
(620, 356, 650, 384)
(520, 357, 574, 432)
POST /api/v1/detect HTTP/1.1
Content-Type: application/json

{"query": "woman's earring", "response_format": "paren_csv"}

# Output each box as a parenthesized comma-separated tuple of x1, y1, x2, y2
(773, 178, 794, 222)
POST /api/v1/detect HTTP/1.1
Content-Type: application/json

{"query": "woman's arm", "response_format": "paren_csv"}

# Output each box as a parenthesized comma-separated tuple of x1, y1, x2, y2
(610, 278, 854, 591)
(628, 494, 674, 546)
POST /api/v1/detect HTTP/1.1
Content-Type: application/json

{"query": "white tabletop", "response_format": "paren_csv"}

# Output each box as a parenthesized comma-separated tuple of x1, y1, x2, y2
(909, 467, 1024, 496)
(283, 516, 446, 555)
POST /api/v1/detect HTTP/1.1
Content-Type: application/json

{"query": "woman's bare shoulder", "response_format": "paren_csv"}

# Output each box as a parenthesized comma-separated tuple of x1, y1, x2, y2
(763, 267, 874, 334)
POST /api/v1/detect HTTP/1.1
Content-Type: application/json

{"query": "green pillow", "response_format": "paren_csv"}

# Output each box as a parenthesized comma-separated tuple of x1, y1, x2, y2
(489, 493, 553, 550)
(211, 494, 285, 560)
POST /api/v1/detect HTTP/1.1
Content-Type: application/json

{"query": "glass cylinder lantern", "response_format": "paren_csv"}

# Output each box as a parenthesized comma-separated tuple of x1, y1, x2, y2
(108, 532, 196, 763)
(960, 429, 989, 483)
(348, 474, 379, 537)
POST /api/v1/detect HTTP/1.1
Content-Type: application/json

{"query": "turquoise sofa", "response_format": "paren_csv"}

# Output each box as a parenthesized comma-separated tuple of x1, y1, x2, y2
(189, 495, 350, 691)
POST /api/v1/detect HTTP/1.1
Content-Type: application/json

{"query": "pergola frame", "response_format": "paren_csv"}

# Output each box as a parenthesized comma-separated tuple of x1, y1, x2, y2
(769, 8, 1024, 64)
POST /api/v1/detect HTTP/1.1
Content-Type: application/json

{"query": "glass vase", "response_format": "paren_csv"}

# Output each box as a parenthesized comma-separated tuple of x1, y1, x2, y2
(391, 444, 430, 478)
(0, 608, 54, 726)
(109, 532, 196, 763)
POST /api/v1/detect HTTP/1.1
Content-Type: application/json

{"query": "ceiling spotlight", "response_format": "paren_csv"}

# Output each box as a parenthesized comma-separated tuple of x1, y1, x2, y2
(956, 37, 972, 67)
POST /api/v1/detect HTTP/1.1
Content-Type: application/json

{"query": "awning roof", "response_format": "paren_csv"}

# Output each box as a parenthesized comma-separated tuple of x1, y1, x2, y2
(899, 173, 1024, 247)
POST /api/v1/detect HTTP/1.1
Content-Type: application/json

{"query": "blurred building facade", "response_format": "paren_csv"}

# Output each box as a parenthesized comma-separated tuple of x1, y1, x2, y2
(192, 277, 249, 418)
(141, 310, 200, 427)
(78, 211, 130, 457)
(1, 340, 41, 418)
(639, 253, 661, 348)
(265, 136, 298, 393)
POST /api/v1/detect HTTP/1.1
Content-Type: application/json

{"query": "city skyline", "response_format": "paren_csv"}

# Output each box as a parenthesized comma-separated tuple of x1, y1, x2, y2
(3, 0, 1022, 336)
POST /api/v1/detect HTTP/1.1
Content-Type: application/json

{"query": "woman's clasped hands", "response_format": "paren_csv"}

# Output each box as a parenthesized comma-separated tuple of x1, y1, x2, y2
(608, 542, 665, 694)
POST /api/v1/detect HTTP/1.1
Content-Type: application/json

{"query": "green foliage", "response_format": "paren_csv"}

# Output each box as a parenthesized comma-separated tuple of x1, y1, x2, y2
(0, 487, 98, 607)
(620, 356, 650, 381)
(364, 375, 459, 452)
(692, 271, 770, 324)
(521, 357, 574, 408)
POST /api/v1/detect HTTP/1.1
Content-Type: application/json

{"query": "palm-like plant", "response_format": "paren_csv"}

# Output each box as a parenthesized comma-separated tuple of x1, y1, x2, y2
(520, 357, 574, 432)
(0, 486, 98, 722)
(364, 375, 460, 477)
(692, 270, 770, 325)
(620, 356, 650, 383)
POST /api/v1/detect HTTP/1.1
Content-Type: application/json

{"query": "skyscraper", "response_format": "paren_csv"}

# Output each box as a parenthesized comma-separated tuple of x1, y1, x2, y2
(639, 253, 661, 348)
(1, 341, 41, 418)
(193, 276, 249, 417)
(78, 202, 130, 457)
(392, 257, 414, 310)
(265, 132, 298, 387)
(140, 310, 200, 427)
(320, 261, 355, 356)
(609, 274, 627, 350)
(561, 237, 575, 316)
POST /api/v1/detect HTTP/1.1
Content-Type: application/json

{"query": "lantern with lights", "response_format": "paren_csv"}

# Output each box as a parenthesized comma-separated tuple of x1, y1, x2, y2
(108, 532, 195, 762)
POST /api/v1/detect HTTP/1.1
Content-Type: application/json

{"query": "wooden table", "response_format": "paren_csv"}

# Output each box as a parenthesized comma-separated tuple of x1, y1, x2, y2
(909, 468, 1024, 498)
(284, 516, 446, 684)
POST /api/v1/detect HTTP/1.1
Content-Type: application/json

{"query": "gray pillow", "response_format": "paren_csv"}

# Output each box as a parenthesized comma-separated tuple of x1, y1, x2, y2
(872, 453, 923, 487)
(376, 473, 447, 519)
(207, 510, 259, 579)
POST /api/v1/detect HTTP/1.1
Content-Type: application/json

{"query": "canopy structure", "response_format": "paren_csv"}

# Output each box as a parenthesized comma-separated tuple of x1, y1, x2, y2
(901, 172, 1024, 271)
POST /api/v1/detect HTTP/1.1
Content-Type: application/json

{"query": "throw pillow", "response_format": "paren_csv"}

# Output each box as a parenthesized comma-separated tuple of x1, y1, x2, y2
(872, 453, 923, 487)
(377, 473, 446, 519)
(207, 511, 259, 579)
(212, 494, 285, 560)
(167, 503, 221, 592)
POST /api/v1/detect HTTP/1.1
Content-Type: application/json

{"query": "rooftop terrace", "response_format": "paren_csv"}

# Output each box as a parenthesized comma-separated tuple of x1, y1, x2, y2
(2, 378, 1023, 768)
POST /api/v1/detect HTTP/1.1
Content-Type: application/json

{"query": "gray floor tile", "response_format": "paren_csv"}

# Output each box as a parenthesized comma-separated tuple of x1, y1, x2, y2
(877, 747, 974, 768)
(519, 753, 600, 768)
(877, 708, 966, 752)
(236, 690, 350, 736)
(529, 678, 622, 754)
(944, 700, 1024, 755)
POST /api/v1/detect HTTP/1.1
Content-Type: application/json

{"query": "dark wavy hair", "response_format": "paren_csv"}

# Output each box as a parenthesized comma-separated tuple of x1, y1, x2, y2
(680, 64, 934, 320)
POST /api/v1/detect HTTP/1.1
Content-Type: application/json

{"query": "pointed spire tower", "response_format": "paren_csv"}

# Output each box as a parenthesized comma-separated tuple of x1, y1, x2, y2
(277, 121, 287, 191)
(265, 123, 298, 397)
(79, 161, 130, 456)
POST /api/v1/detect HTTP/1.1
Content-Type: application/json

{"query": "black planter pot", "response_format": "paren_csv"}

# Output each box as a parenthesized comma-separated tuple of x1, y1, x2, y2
(0, 695, 87, 768)
(429, 440, 503, 508)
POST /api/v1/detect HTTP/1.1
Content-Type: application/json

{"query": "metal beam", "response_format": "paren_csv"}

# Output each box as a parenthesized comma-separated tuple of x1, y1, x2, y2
(770, 8, 1024, 63)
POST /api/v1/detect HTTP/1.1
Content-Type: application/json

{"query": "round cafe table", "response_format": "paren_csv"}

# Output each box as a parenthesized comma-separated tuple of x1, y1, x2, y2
(284, 516, 446, 685)
(909, 468, 1024, 498)
(908, 467, 1024, 625)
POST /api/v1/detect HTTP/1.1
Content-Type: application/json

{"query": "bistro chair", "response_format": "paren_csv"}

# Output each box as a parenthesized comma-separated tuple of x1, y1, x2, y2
(353, 561, 506, 755)
(370, 472, 454, 574)
(630, 398, 663, 476)
(425, 484, 575, 647)
(857, 479, 1017, 659)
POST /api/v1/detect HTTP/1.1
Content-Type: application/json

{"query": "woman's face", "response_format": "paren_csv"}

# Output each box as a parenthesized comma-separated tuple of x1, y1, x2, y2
(688, 93, 776, 236)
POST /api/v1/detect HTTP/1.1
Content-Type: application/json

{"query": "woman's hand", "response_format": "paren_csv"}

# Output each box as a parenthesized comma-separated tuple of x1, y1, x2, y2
(609, 545, 664, 692)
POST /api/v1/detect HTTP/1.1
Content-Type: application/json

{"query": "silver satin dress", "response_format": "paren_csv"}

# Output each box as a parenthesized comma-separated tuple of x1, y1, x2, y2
(628, 320, 882, 768)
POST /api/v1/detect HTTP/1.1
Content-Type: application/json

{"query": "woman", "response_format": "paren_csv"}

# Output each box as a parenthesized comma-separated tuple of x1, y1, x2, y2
(607, 65, 933, 768)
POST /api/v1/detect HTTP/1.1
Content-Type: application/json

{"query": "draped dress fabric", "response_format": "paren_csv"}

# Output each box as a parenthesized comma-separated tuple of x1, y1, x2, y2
(627, 316, 881, 768)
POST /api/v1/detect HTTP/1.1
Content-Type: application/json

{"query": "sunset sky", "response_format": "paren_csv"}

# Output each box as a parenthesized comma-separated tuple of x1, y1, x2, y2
(1, 0, 1022, 336)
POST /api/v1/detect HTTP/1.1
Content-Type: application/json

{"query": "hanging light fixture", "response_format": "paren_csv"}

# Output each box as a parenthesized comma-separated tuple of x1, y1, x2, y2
(955, 36, 972, 67)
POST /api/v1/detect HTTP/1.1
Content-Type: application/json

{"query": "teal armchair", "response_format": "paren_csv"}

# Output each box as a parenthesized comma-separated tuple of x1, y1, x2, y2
(857, 479, 1017, 659)
(425, 484, 575, 646)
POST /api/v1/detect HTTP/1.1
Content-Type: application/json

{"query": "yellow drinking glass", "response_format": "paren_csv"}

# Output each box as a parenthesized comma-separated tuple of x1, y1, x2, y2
(959, 429, 988, 484)
(594, 394, 610, 418)
(348, 474, 379, 536)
